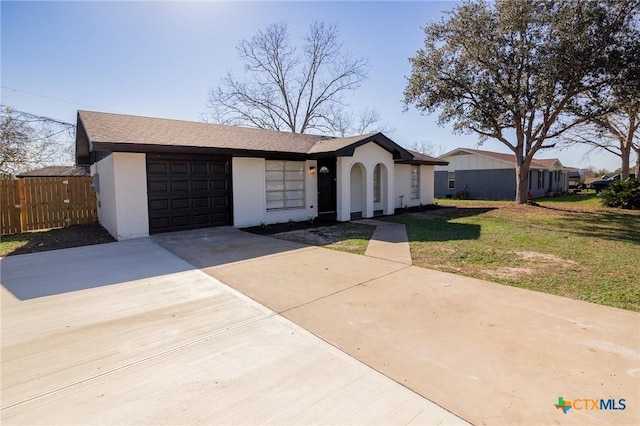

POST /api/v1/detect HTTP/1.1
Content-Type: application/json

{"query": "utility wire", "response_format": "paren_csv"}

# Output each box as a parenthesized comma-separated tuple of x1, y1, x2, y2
(0, 85, 110, 111)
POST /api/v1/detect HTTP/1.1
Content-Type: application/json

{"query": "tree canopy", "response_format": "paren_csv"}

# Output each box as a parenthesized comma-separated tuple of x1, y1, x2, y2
(404, 0, 639, 202)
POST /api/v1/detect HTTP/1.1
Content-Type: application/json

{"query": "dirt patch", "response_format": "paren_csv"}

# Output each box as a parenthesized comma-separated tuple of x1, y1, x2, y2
(483, 267, 534, 279)
(272, 223, 374, 247)
(516, 251, 578, 265)
(1, 223, 115, 256)
(243, 218, 336, 235)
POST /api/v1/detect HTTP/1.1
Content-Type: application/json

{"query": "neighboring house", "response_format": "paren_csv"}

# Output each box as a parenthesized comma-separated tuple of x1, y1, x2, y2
(16, 165, 90, 178)
(434, 148, 570, 200)
(75, 111, 447, 240)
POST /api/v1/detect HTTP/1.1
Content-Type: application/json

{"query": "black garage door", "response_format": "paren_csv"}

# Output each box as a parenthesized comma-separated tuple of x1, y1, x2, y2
(146, 154, 231, 234)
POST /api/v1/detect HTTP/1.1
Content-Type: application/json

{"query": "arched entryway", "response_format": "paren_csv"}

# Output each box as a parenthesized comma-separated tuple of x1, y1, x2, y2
(373, 163, 388, 214)
(350, 162, 366, 220)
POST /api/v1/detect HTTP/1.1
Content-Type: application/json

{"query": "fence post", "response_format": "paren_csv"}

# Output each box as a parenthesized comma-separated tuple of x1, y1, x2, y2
(18, 179, 27, 233)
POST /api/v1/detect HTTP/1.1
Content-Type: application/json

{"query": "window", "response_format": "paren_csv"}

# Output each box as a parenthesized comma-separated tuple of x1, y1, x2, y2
(447, 171, 455, 189)
(373, 164, 381, 202)
(411, 165, 420, 199)
(537, 170, 545, 189)
(265, 160, 305, 210)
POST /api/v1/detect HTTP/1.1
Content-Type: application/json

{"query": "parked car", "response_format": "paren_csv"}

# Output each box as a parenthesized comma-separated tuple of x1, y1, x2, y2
(590, 174, 620, 192)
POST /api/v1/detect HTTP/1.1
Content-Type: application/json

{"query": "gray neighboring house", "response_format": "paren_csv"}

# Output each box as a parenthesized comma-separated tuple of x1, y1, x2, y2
(434, 148, 571, 200)
(16, 166, 90, 178)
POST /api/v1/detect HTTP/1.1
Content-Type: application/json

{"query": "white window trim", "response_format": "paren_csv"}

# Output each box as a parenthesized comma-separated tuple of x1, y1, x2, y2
(265, 160, 306, 211)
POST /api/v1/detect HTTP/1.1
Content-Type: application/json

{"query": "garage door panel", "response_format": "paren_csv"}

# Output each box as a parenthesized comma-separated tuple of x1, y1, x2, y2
(148, 180, 168, 192)
(170, 163, 189, 174)
(192, 197, 210, 208)
(191, 163, 208, 175)
(192, 180, 209, 191)
(149, 199, 169, 211)
(171, 198, 190, 210)
(147, 163, 167, 174)
(146, 155, 231, 234)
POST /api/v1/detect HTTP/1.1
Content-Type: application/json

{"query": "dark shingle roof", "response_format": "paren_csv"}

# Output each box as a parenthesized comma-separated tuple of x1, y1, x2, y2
(17, 166, 90, 178)
(400, 149, 449, 166)
(78, 110, 392, 155)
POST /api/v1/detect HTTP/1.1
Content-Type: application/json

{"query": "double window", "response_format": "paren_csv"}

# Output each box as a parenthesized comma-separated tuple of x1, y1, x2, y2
(265, 160, 305, 210)
(447, 171, 455, 189)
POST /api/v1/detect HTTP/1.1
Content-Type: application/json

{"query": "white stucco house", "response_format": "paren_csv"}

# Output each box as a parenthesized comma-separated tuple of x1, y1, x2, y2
(434, 148, 571, 200)
(75, 111, 447, 240)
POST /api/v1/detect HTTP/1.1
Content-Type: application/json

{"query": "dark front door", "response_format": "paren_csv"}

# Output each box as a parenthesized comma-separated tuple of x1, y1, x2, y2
(146, 153, 231, 234)
(317, 158, 336, 214)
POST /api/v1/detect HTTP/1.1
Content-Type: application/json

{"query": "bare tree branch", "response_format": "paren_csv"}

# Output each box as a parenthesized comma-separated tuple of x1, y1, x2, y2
(0, 106, 75, 177)
(205, 20, 377, 136)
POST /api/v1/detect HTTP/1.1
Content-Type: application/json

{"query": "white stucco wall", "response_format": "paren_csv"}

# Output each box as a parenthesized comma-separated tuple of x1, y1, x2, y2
(335, 143, 395, 221)
(93, 152, 149, 240)
(232, 157, 318, 227)
(420, 165, 435, 204)
(393, 164, 435, 208)
(93, 155, 117, 238)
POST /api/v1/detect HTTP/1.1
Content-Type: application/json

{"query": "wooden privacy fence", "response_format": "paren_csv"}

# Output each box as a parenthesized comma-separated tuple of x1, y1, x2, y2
(1, 177, 97, 235)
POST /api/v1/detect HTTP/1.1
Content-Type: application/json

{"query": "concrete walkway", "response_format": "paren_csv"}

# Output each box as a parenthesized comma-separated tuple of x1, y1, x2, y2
(354, 219, 412, 265)
(1, 239, 466, 425)
(156, 227, 640, 426)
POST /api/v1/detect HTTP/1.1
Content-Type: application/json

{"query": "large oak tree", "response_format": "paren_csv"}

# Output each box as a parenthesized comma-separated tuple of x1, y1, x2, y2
(404, 0, 639, 203)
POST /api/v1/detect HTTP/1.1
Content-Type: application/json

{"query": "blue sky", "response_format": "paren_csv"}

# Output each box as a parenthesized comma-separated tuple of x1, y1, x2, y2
(1, 0, 626, 171)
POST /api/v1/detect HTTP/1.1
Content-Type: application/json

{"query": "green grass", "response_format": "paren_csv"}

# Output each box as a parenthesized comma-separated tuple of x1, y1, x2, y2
(390, 196, 640, 311)
(0, 223, 114, 257)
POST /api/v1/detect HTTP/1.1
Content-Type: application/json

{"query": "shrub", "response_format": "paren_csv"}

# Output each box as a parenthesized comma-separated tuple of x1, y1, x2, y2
(599, 179, 640, 209)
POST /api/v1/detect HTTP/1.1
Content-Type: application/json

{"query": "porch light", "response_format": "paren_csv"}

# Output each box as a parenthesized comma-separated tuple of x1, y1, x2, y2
(309, 166, 317, 175)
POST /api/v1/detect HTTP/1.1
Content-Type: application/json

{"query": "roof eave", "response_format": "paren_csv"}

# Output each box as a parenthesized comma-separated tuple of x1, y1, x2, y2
(90, 141, 310, 160)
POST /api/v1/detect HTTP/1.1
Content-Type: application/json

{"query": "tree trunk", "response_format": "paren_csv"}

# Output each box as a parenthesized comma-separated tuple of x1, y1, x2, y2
(635, 147, 640, 178)
(620, 142, 631, 180)
(514, 161, 531, 204)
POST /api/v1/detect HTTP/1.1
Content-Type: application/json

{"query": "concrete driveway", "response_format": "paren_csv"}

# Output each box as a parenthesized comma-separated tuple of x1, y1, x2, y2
(1, 238, 466, 425)
(154, 227, 640, 426)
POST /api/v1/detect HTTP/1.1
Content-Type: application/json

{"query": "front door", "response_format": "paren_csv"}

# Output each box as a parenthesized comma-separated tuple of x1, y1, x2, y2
(317, 158, 336, 214)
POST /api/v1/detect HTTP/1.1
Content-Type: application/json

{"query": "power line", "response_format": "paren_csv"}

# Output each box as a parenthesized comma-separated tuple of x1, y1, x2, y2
(0, 85, 109, 111)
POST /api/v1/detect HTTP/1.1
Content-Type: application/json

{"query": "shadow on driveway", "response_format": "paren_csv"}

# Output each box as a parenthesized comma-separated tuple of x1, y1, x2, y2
(152, 226, 309, 269)
(1, 239, 192, 300)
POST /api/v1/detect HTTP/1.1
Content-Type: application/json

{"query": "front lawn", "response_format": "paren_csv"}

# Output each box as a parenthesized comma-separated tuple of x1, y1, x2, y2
(0, 223, 115, 257)
(387, 195, 640, 311)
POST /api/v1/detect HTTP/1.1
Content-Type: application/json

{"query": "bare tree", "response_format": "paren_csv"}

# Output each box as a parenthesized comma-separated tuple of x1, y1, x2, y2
(205, 21, 385, 136)
(407, 140, 446, 157)
(0, 106, 75, 177)
(563, 109, 639, 178)
(323, 106, 394, 137)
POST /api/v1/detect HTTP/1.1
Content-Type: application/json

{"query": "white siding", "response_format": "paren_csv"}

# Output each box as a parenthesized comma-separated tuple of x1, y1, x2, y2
(232, 157, 318, 227)
(435, 152, 512, 171)
(94, 152, 149, 241)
